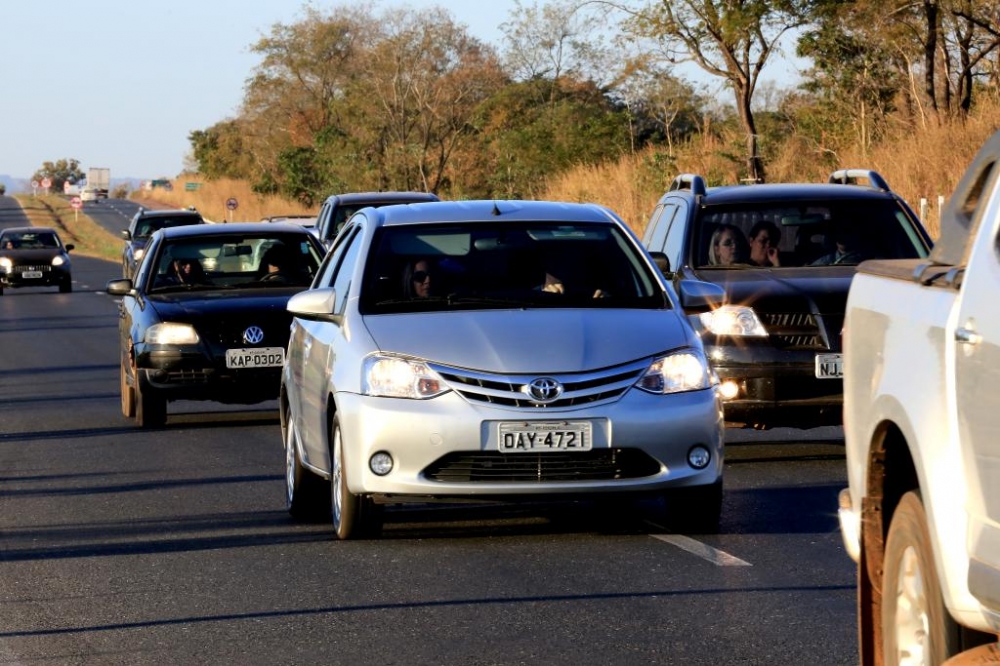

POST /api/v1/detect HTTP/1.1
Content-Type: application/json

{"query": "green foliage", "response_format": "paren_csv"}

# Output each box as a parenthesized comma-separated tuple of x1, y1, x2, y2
(32, 158, 85, 194)
(0, 183, 6, 196)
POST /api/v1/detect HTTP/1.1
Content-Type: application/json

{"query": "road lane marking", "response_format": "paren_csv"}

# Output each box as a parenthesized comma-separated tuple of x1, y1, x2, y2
(651, 534, 752, 566)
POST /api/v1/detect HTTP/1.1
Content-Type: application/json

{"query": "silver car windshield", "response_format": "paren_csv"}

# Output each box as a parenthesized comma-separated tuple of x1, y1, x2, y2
(360, 221, 667, 313)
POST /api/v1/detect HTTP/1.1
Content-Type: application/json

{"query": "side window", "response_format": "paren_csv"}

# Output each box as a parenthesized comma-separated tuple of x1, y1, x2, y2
(316, 201, 333, 242)
(647, 203, 675, 252)
(662, 199, 690, 269)
(330, 232, 363, 314)
(642, 204, 665, 247)
(316, 225, 357, 288)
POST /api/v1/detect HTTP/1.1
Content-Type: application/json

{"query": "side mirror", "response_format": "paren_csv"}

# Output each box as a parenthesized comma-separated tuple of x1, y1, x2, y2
(677, 279, 726, 312)
(106, 278, 134, 296)
(648, 251, 670, 275)
(120, 230, 132, 241)
(65, 244, 75, 252)
(287, 287, 342, 324)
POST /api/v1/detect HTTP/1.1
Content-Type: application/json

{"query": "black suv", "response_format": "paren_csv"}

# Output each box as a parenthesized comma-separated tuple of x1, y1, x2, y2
(122, 208, 205, 279)
(642, 170, 932, 429)
(314, 191, 440, 249)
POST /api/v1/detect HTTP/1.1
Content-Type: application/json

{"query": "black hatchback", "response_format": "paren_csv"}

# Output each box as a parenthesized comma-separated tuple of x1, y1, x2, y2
(106, 223, 325, 428)
(642, 170, 932, 429)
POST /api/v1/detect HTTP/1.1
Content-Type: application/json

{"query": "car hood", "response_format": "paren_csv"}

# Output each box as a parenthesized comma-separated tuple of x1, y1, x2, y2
(0, 249, 68, 262)
(149, 291, 298, 320)
(363, 309, 691, 373)
(688, 266, 854, 314)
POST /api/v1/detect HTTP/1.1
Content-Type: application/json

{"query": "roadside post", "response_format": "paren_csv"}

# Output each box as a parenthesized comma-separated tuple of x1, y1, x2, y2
(225, 197, 238, 223)
(71, 196, 82, 222)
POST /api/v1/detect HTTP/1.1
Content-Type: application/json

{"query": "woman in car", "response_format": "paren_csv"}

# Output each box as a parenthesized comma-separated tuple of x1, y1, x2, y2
(707, 224, 748, 266)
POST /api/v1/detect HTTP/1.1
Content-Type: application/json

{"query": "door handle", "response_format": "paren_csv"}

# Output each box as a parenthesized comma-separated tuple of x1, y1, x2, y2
(955, 327, 982, 345)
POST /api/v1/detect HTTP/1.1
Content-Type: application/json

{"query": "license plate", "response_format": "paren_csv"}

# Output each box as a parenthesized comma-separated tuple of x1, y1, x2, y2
(22, 271, 43, 279)
(815, 353, 843, 379)
(226, 347, 285, 369)
(498, 421, 592, 452)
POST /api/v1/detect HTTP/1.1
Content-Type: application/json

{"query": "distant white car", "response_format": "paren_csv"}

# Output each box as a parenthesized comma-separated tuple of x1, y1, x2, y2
(80, 188, 102, 202)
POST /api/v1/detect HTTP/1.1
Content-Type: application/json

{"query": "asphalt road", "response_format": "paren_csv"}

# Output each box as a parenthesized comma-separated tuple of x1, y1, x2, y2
(0, 194, 858, 665)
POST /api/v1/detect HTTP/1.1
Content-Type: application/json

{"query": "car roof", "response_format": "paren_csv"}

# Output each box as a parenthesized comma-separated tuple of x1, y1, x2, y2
(155, 222, 314, 238)
(667, 183, 900, 205)
(326, 191, 440, 205)
(1, 226, 60, 235)
(135, 208, 204, 219)
(360, 200, 623, 227)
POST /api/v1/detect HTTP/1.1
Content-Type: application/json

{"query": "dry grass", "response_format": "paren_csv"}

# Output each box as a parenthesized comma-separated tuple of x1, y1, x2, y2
(135, 177, 316, 223)
(13, 195, 121, 262)
(543, 97, 1000, 239)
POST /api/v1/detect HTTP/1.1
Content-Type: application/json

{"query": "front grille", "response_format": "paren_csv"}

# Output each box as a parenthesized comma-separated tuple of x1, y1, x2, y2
(424, 449, 661, 483)
(761, 312, 825, 349)
(13, 265, 52, 274)
(430, 359, 648, 409)
(163, 369, 211, 385)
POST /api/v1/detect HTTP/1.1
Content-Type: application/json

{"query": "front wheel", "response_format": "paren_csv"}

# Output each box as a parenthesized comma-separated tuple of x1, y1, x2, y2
(330, 416, 381, 540)
(284, 401, 327, 520)
(134, 370, 166, 429)
(881, 491, 960, 664)
(59, 279, 72, 293)
(120, 354, 135, 418)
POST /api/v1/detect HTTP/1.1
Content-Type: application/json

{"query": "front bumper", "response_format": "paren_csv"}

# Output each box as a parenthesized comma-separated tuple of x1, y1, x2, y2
(1, 267, 71, 288)
(328, 385, 725, 500)
(138, 349, 281, 404)
(705, 342, 842, 428)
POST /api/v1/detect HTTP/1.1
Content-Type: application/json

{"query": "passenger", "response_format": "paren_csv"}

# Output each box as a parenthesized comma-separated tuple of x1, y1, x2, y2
(402, 258, 434, 298)
(748, 220, 782, 267)
(259, 245, 295, 282)
(812, 228, 866, 265)
(707, 224, 747, 266)
(537, 256, 608, 298)
(171, 258, 210, 285)
(3, 239, 14, 250)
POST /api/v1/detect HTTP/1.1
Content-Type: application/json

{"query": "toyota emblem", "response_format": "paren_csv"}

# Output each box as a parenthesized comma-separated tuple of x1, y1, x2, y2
(243, 326, 265, 345)
(525, 377, 563, 404)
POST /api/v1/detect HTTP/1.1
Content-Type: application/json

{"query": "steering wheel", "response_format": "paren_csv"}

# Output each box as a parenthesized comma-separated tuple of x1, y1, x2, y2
(259, 271, 288, 283)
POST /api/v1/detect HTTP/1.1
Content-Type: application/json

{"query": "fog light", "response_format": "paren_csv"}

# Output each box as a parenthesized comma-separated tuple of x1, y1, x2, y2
(718, 380, 740, 400)
(369, 452, 393, 476)
(688, 445, 711, 469)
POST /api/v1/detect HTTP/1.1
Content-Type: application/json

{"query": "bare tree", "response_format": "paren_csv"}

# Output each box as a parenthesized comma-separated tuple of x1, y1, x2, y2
(620, 0, 809, 183)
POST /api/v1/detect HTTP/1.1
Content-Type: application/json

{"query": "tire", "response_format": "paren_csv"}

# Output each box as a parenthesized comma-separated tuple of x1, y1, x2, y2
(330, 416, 381, 540)
(663, 479, 723, 534)
(881, 491, 960, 665)
(59, 279, 72, 293)
(134, 369, 167, 429)
(284, 401, 328, 520)
(120, 354, 136, 418)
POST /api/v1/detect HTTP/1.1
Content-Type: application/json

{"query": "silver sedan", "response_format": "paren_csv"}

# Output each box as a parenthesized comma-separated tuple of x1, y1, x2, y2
(281, 200, 726, 539)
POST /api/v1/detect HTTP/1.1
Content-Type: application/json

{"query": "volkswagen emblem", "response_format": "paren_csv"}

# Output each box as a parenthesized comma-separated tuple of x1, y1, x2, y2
(243, 326, 265, 345)
(525, 377, 563, 404)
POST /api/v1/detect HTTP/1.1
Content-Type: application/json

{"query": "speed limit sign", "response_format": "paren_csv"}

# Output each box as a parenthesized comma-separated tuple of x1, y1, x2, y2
(226, 197, 239, 211)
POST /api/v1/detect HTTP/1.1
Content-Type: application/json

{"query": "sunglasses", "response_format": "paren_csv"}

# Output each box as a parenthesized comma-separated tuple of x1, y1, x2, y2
(412, 270, 431, 282)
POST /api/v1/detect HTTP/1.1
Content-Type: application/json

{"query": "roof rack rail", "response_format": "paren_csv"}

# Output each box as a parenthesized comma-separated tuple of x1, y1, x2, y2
(669, 173, 707, 197)
(829, 169, 890, 192)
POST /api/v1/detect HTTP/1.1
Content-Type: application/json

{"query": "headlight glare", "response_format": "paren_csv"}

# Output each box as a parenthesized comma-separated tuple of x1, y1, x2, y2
(637, 350, 713, 394)
(146, 322, 200, 345)
(52, 255, 66, 266)
(699, 305, 767, 337)
(0, 257, 12, 270)
(363, 355, 449, 399)
(134, 248, 145, 261)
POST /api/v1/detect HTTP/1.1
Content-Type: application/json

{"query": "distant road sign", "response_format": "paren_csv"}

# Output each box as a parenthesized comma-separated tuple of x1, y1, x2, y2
(71, 197, 82, 210)
(226, 197, 239, 211)
(63, 181, 71, 193)
(31, 180, 39, 189)
(41, 177, 52, 189)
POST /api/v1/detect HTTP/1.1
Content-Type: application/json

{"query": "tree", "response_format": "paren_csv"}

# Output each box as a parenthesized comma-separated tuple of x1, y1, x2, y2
(32, 159, 85, 194)
(622, 0, 810, 183)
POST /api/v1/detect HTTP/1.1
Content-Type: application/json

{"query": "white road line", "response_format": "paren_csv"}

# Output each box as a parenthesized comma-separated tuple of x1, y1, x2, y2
(651, 534, 752, 567)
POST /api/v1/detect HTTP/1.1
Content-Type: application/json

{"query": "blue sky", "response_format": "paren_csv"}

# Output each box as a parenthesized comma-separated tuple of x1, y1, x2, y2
(0, 1, 513, 180)
(0, 1, 804, 181)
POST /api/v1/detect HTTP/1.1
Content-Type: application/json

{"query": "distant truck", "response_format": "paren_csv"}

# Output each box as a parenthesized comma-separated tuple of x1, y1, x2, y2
(82, 167, 110, 202)
(838, 131, 1000, 664)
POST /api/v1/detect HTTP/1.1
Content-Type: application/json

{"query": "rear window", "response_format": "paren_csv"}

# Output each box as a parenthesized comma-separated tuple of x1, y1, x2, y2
(135, 215, 202, 239)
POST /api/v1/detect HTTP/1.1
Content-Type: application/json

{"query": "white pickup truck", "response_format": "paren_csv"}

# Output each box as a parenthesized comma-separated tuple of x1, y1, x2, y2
(839, 132, 1000, 664)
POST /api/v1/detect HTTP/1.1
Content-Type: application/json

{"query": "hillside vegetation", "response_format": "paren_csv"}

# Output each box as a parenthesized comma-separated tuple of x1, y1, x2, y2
(142, 94, 1000, 240)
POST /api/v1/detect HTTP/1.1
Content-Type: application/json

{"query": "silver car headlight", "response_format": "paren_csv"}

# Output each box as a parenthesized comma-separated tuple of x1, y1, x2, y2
(699, 305, 767, 337)
(52, 255, 67, 266)
(636, 349, 714, 394)
(146, 322, 200, 345)
(134, 248, 145, 261)
(362, 355, 450, 399)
